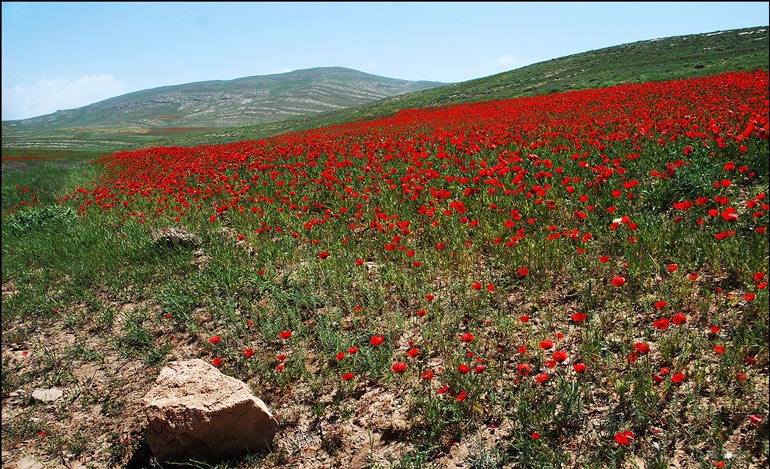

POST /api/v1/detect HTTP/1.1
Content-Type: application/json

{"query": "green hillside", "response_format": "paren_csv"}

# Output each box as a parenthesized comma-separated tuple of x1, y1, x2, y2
(2, 26, 767, 152)
(1, 67, 444, 134)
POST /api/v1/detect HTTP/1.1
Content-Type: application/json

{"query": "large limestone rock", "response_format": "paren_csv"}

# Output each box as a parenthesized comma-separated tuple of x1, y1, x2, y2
(142, 359, 278, 462)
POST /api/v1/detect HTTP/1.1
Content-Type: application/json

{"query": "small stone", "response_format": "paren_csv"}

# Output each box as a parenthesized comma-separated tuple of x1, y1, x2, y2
(31, 388, 63, 402)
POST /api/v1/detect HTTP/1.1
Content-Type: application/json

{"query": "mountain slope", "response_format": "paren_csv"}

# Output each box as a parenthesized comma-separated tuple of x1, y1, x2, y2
(135, 25, 770, 147)
(2, 26, 767, 151)
(3, 67, 445, 130)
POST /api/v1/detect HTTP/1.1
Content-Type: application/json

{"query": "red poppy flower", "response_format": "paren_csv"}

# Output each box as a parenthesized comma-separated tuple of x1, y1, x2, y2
(348, 346, 359, 354)
(416, 309, 426, 317)
(653, 318, 670, 330)
(539, 339, 554, 350)
(573, 363, 587, 373)
(570, 313, 587, 322)
(244, 348, 254, 358)
(535, 373, 549, 384)
(518, 267, 529, 277)
(531, 431, 540, 439)
(461, 332, 475, 343)
(276, 364, 285, 371)
(745, 292, 756, 302)
(391, 362, 407, 373)
(456, 391, 468, 402)
(407, 348, 419, 358)
(518, 346, 527, 354)
(425, 294, 435, 301)
(671, 312, 687, 325)
(458, 363, 471, 374)
(611, 276, 626, 287)
(671, 372, 685, 383)
(276, 353, 287, 361)
(341, 372, 354, 381)
(370, 335, 385, 346)
(614, 430, 634, 445)
(517, 363, 531, 376)
(336, 352, 345, 361)
(714, 345, 726, 355)
(749, 414, 763, 424)
(212, 357, 222, 367)
(553, 350, 568, 362)
(667, 264, 678, 273)
(519, 315, 530, 322)
(653, 300, 667, 310)
(421, 370, 434, 380)
(209, 335, 222, 345)
(633, 342, 650, 355)
(318, 251, 329, 259)
(474, 365, 486, 374)
(279, 330, 292, 340)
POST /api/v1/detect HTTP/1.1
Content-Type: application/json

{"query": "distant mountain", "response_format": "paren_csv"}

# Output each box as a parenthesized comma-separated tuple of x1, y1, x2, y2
(3, 67, 446, 131)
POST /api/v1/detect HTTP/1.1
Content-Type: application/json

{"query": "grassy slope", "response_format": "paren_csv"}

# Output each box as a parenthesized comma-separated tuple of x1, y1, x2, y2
(2, 26, 766, 152)
(1, 66, 444, 134)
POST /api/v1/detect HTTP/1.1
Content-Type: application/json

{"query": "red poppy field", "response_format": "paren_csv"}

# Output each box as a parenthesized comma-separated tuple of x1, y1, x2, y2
(2, 70, 768, 468)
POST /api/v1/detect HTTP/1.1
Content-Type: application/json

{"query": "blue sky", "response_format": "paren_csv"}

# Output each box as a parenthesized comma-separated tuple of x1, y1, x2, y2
(2, 1, 768, 120)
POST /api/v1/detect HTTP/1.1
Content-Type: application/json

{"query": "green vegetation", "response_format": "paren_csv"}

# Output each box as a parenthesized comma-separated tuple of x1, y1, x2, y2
(2, 26, 767, 152)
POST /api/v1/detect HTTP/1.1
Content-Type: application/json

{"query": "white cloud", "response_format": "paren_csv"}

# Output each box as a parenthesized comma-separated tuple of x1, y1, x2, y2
(360, 60, 379, 73)
(2, 74, 127, 120)
(496, 55, 527, 68)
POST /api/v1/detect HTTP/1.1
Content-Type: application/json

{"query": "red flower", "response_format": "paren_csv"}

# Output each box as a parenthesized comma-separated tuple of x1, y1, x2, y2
(416, 309, 426, 317)
(653, 300, 667, 310)
(456, 391, 468, 402)
(318, 251, 329, 259)
(552, 350, 568, 362)
(517, 267, 529, 277)
(667, 264, 678, 273)
(653, 318, 670, 330)
(614, 430, 634, 445)
(341, 372, 354, 381)
(474, 365, 486, 374)
(276, 363, 285, 371)
(671, 372, 685, 383)
(517, 363, 531, 376)
(611, 276, 626, 287)
(671, 312, 687, 325)
(531, 431, 540, 439)
(391, 362, 407, 373)
(458, 363, 471, 374)
(348, 346, 359, 354)
(421, 370, 434, 380)
(519, 315, 530, 322)
(461, 332, 475, 343)
(370, 335, 385, 347)
(749, 414, 763, 424)
(573, 363, 587, 373)
(244, 348, 254, 358)
(570, 312, 587, 322)
(407, 347, 419, 358)
(425, 294, 435, 301)
(212, 357, 223, 367)
(209, 335, 222, 345)
(279, 330, 292, 340)
(633, 342, 650, 355)
(539, 339, 554, 350)
(745, 292, 756, 302)
(714, 345, 725, 355)
(336, 352, 345, 361)
(535, 373, 549, 384)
